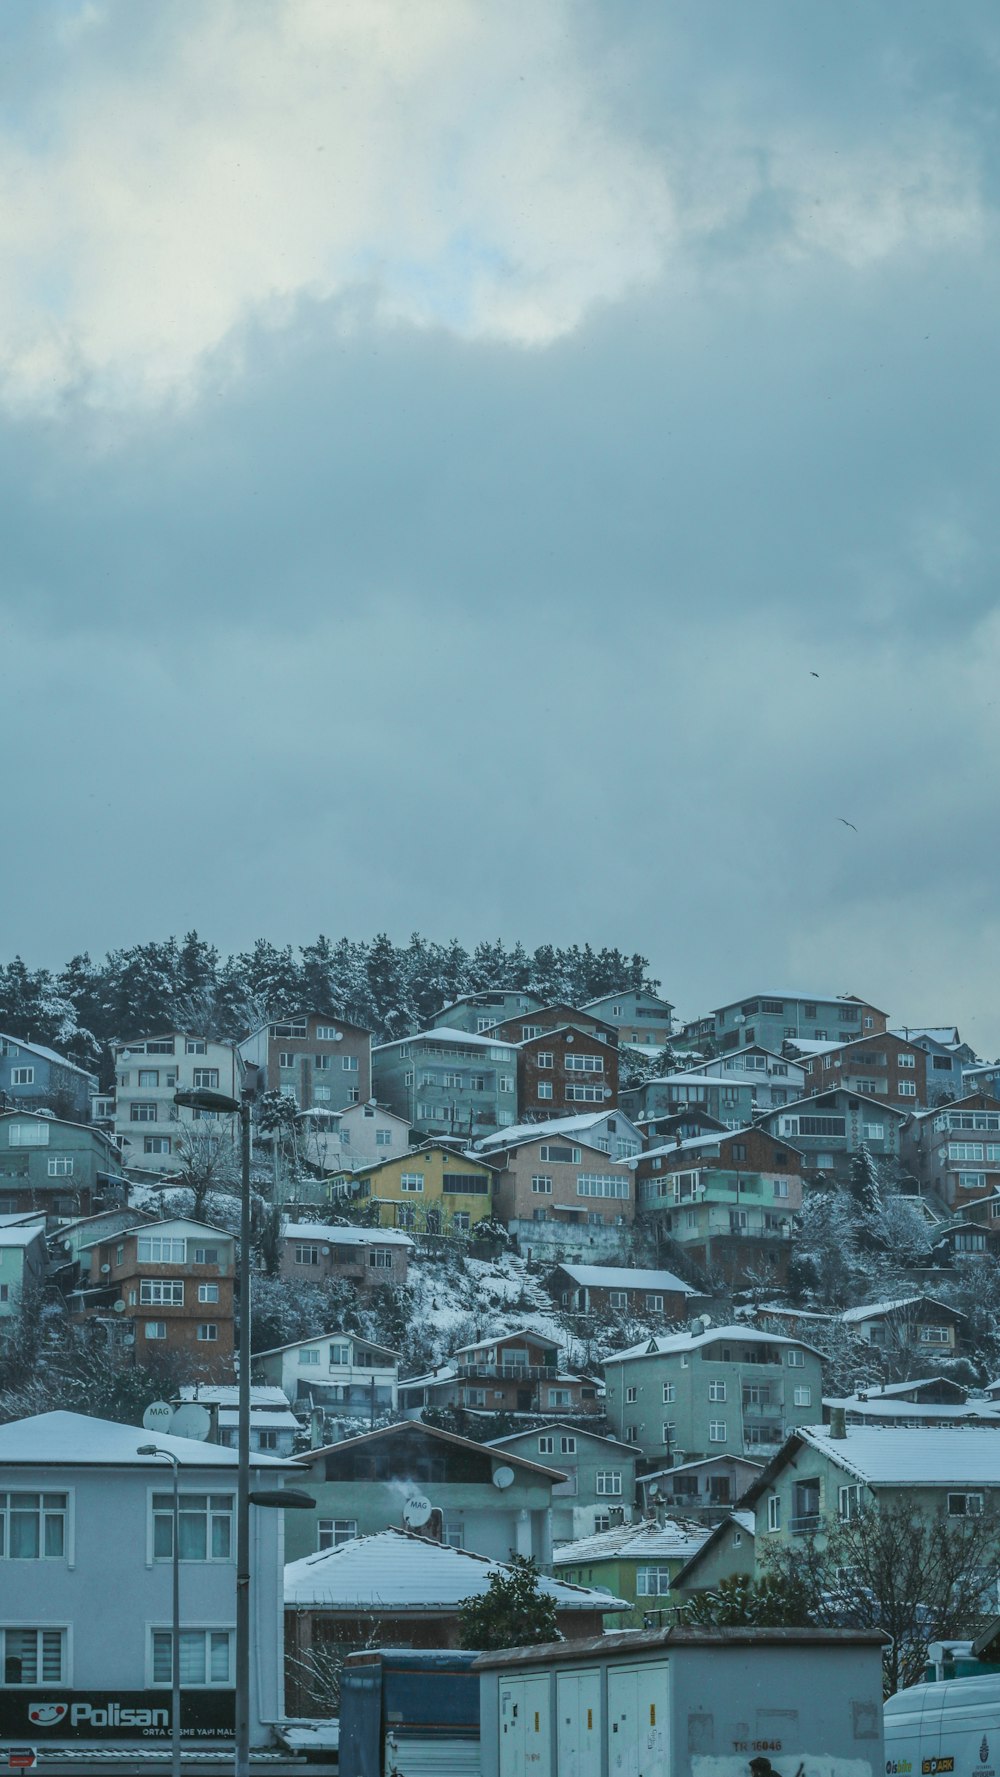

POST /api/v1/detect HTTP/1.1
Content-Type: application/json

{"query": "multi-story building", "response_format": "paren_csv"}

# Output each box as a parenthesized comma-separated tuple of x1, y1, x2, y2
(635, 1126, 804, 1284)
(425, 992, 543, 1035)
(581, 990, 674, 1050)
(757, 1089, 908, 1183)
(238, 1010, 372, 1115)
(286, 1100, 412, 1180)
(73, 1215, 235, 1379)
(0, 1217, 47, 1325)
(0, 1111, 125, 1217)
(838, 1294, 968, 1361)
(113, 1032, 242, 1176)
(0, 1411, 288, 1756)
(348, 1144, 497, 1235)
(254, 1328, 399, 1414)
(0, 1035, 97, 1122)
(511, 1026, 620, 1120)
(709, 992, 888, 1056)
(335, 1100, 411, 1166)
(398, 1327, 601, 1419)
(622, 1072, 760, 1131)
(636, 1454, 763, 1520)
(488, 1423, 641, 1542)
(684, 1047, 806, 1110)
(371, 1029, 519, 1140)
(800, 1031, 927, 1108)
(478, 1129, 635, 1260)
(552, 1518, 710, 1628)
(603, 1324, 824, 1464)
(901, 1093, 1000, 1212)
(278, 1221, 413, 1292)
(475, 1109, 642, 1165)
(893, 1028, 971, 1103)
(490, 1003, 619, 1049)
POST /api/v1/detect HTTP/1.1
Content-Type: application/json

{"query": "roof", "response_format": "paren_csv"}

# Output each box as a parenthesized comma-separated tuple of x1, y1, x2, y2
(451, 1325, 561, 1358)
(0, 1109, 119, 1149)
(355, 1147, 497, 1182)
(840, 1295, 967, 1324)
(552, 1516, 710, 1566)
(0, 1410, 296, 1467)
(474, 1624, 888, 1671)
(218, 1409, 301, 1431)
(785, 1039, 844, 1056)
(0, 1033, 97, 1080)
(828, 1376, 966, 1401)
(299, 1416, 567, 1481)
(793, 1424, 1000, 1486)
(487, 1423, 637, 1456)
(639, 1455, 764, 1484)
(177, 1385, 291, 1408)
(637, 1130, 746, 1162)
(603, 1325, 823, 1365)
(759, 1089, 910, 1122)
(374, 1027, 517, 1054)
(582, 991, 675, 1013)
(281, 1221, 413, 1248)
(253, 1329, 399, 1360)
(0, 1223, 46, 1248)
(551, 1263, 696, 1295)
(672, 1511, 756, 1589)
(475, 1111, 638, 1153)
(713, 993, 888, 1015)
(284, 1526, 629, 1611)
(822, 1398, 1000, 1423)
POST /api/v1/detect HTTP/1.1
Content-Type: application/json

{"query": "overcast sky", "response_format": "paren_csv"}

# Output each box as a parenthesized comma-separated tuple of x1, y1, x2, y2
(3, 1, 999, 1045)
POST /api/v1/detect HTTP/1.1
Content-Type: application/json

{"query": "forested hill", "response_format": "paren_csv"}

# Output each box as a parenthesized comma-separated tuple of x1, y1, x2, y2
(0, 933, 657, 1076)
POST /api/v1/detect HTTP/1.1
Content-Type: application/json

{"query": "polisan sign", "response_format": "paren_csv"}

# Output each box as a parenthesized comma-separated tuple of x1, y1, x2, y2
(0, 1692, 235, 1740)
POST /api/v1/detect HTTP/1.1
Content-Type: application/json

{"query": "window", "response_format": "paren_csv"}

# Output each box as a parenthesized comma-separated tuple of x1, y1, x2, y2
(560, 1436, 577, 1454)
(898, 1052, 916, 1068)
(609, 1291, 628, 1308)
(145, 1039, 175, 1054)
(278, 1052, 296, 1069)
(185, 1039, 208, 1054)
(153, 1493, 233, 1561)
(442, 1173, 490, 1195)
(138, 1069, 160, 1088)
(399, 1173, 424, 1193)
(537, 1082, 554, 1100)
(625, 1427, 639, 1443)
(662, 1421, 676, 1444)
(596, 1471, 622, 1495)
(662, 1383, 676, 1403)
(626, 1386, 637, 1404)
(768, 1495, 781, 1531)
(898, 1081, 917, 1097)
(317, 1519, 357, 1548)
(566, 1084, 609, 1102)
(191, 1068, 220, 1090)
(0, 1493, 67, 1559)
(540, 1144, 582, 1163)
(645, 1294, 664, 1311)
(197, 1324, 218, 1342)
(538, 1435, 554, 1454)
(1, 1628, 66, 1685)
(298, 1349, 320, 1366)
(465, 1388, 487, 1407)
(198, 1283, 220, 1303)
(773, 1178, 789, 1198)
(839, 1484, 864, 1521)
(342, 1056, 359, 1071)
(295, 1245, 320, 1265)
(140, 1280, 184, 1306)
(948, 1493, 984, 1517)
(7, 1121, 48, 1146)
(152, 1629, 232, 1687)
(565, 1054, 605, 1073)
(10, 1068, 34, 1086)
(708, 1421, 727, 1443)
(193, 1246, 220, 1265)
(576, 1175, 629, 1199)
(144, 1136, 172, 1154)
(537, 1052, 554, 1069)
(531, 1175, 553, 1194)
(369, 1249, 394, 1269)
(452, 1212, 471, 1232)
(950, 1143, 985, 1162)
(375, 1128, 393, 1147)
(444, 1522, 465, 1548)
(786, 1349, 804, 1368)
(918, 1326, 951, 1345)
(138, 1236, 186, 1263)
(131, 1103, 158, 1123)
(329, 1342, 351, 1365)
(46, 1156, 74, 1176)
(636, 1567, 673, 1596)
(708, 1381, 727, 1402)
(793, 1386, 812, 1407)
(145, 1322, 167, 1340)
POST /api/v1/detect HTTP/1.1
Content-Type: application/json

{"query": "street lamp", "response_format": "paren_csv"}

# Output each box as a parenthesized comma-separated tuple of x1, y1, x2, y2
(136, 1445, 181, 1777)
(175, 1084, 251, 1777)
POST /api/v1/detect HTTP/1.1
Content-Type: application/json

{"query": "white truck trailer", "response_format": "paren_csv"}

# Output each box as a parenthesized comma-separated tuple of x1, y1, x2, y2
(476, 1625, 886, 1777)
(884, 1672, 1000, 1777)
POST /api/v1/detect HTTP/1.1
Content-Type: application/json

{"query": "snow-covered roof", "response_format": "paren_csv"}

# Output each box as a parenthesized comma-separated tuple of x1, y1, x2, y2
(254, 1330, 399, 1361)
(281, 1221, 413, 1248)
(759, 1089, 910, 1122)
(0, 1410, 296, 1467)
(832, 1376, 963, 1401)
(639, 1455, 763, 1484)
(582, 991, 674, 1012)
(217, 1410, 301, 1432)
(633, 1073, 757, 1090)
(487, 1423, 636, 1455)
(786, 1039, 845, 1056)
(637, 1130, 745, 1163)
(671, 1511, 756, 1589)
(475, 1111, 638, 1153)
(285, 1526, 629, 1610)
(0, 1223, 46, 1248)
(552, 1517, 709, 1566)
(0, 1033, 97, 1080)
(714, 993, 886, 1014)
(823, 1398, 1000, 1423)
(451, 1325, 561, 1358)
(553, 1263, 696, 1295)
(0, 1212, 45, 1228)
(891, 1028, 961, 1047)
(0, 1109, 118, 1148)
(840, 1295, 966, 1324)
(603, 1325, 822, 1365)
(796, 1424, 1000, 1486)
(178, 1385, 291, 1408)
(374, 1027, 517, 1054)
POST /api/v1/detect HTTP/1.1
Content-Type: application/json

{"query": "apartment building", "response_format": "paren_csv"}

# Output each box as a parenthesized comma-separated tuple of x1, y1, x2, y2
(74, 1216, 235, 1379)
(425, 992, 543, 1034)
(480, 1130, 634, 1260)
(348, 1144, 497, 1235)
(0, 1034, 97, 1122)
(710, 993, 887, 1055)
(513, 1025, 620, 1120)
(635, 1126, 804, 1284)
(801, 1031, 927, 1108)
(901, 1094, 1000, 1212)
(398, 1328, 601, 1418)
(254, 1329, 399, 1413)
(113, 1032, 242, 1176)
(371, 1029, 519, 1140)
(278, 1221, 413, 1291)
(0, 1111, 124, 1217)
(757, 1089, 908, 1182)
(238, 1010, 372, 1114)
(581, 990, 674, 1050)
(488, 1423, 641, 1542)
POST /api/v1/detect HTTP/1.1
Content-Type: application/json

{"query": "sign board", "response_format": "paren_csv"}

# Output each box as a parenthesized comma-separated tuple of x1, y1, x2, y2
(0, 1693, 235, 1741)
(6, 1751, 36, 1770)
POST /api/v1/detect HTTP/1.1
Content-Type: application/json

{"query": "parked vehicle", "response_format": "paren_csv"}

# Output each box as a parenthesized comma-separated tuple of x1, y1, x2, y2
(884, 1673, 1000, 1777)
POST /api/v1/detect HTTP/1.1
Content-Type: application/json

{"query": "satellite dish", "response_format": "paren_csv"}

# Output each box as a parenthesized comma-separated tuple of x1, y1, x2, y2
(333, 1031, 343, 1042)
(142, 1401, 175, 1432)
(492, 1465, 515, 1491)
(112, 1300, 126, 1313)
(321, 1245, 330, 1255)
(172, 1404, 212, 1442)
(648, 1482, 661, 1498)
(100, 1263, 111, 1274)
(402, 1492, 433, 1529)
(700, 1313, 713, 1330)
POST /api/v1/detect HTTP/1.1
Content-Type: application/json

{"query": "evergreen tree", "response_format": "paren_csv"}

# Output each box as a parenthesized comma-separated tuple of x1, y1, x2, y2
(457, 1557, 560, 1651)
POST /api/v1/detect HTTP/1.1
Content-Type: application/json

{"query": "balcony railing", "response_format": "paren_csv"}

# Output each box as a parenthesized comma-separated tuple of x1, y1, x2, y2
(456, 1362, 557, 1380)
(790, 1512, 821, 1536)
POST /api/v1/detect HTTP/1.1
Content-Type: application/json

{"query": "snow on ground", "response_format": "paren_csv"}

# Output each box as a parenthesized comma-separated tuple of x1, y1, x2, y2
(404, 1251, 586, 1370)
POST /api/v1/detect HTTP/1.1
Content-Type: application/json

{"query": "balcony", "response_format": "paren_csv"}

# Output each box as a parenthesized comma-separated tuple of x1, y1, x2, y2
(790, 1513, 821, 1536)
(456, 1361, 557, 1380)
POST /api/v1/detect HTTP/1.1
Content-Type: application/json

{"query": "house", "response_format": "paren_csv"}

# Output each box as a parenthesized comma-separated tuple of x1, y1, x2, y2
(0, 1034, 97, 1122)
(425, 991, 544, 1035)
(253, 1329, 399, 1415)
(113, 1031, 243, 1176)
(0, 1111, 125, 1217)
(52, 1205, 155, 1269)
(685, 1046, 806, 1110)
(490, 1003, 620, 1049)
(284, 1419, 568, 1565)
(398, 1327, 601, 1419)
(901, 1094, 1000, 1212)
(603, 1324, 824, 1465)
(710, 992, 888, 1056)
(71, 1215, 236, 1378)
(621, 1073, 760, 1131)
(821, 1382, 1000, 1428)
(487, 1423, 640, 1542)
(0, 1411, 290, 1755)
(547, 1262, 698, 1320)
(0, 1218, 47, 1322)
(175, 1384, 302, 1455)
(475, 1109, 642, 1164)
(893, 1029, 971, 1103)
(552, 1517, 710, 1628)
(634, 1107, 731, 1149)
(800, 1030, 927, 1109)
(636, 1455, 763, 1519)
(634, 1126, 803, 1285)
(582, 990, 675, 1051)
(371, 1028, 519, 1139)
(510, 1025, 620, 1120)
(284, 1528, 625, 1708)
(671, 1510, 756, 1599)
(743, 1423, 1000, 1551)
(334, 1099, 410, 1166)
(347, 1144, 497, 1234)
(479, 1130, 635, 1259)
(931, 1217, 1000, 1260)
(838, 1294, 968, 1359)
(278, 1221, 413, 1291)
(758, 1089, 909, 1182)
(238, 1009, 372, 1116)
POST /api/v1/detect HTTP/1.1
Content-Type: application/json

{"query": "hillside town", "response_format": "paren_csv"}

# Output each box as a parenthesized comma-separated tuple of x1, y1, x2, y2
(3, 941, 1000, 1767)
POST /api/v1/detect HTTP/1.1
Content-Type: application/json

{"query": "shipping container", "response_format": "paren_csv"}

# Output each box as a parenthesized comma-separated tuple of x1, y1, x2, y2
(477, 1626, 885, 1777)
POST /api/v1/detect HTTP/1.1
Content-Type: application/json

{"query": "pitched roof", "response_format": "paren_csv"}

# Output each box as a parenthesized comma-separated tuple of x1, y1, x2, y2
(487, 1423, 636, 1455)
(0, 1410, 295, 1467)
(794, 1424, 1000, 1486)
(551, 1263, 695, 1295)
(254, 1330, 399, 1360)
(840, 1295, 967, 1324)
(300, 1416, 567, 1481)
(281, 1221, 413, 1248)
(672, 1512, 755, 1590)
(374, 1027, 517, 1054)
(0, 1034, 97, 1079)
(552, 1516, 710, 1566)
(474, 1111, 639, 1153)
(284, 1526, 629, 1611)
(603, 1325, 822, 1365)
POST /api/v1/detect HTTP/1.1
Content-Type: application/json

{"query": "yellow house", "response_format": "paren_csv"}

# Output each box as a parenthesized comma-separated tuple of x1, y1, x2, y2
(354, 1144, 496, 1234)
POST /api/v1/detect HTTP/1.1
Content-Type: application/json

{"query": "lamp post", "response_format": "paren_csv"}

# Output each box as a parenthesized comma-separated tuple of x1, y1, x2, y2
(174, 1084, 251, 1777)
(136, 1444, 181, 1777)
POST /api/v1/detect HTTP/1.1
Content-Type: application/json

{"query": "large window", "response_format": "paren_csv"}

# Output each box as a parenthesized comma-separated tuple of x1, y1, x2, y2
(566, 1084, 607, 1102)
(10, 1068, 34, 1086)
(636, 1567, 672, 1596)
(1, 1628, 66, 1685)
(576, 1175, 628, 1199)
(140, 1280, 184, 1306)
(144, 1137, 172, 1155)
(565, 1054, 604, 1073)
(47, 1157, 74, 1176)
(399, 1174, 424, 1193)
(295, 1245, 320, 1265)
(153, 1493, 233, 1561)
(138, 1070, 160, 1088)
(7, 1122, 48, 1146)
(192, 1069, 220, 1090)
(595, 1471, 622, 1495)
(442, 1173, 490, 1195)
(130, 1103, 158, 1123)
(138, 1236, 186, 1263)
(151, 1629, 233, 1687)
(0, 1493, 67, 1559)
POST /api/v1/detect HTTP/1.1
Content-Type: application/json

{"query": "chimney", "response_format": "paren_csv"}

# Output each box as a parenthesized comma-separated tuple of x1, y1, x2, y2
(829, 1406, 847, 1439)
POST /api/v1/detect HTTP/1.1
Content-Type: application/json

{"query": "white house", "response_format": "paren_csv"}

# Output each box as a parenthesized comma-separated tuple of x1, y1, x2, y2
(113, 1032, 243, 1176)
(254, 1330, 400, 1413)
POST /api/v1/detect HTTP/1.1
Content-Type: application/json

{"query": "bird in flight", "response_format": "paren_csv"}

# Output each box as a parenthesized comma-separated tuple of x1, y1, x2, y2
(810, 670, 820, 677)
(837, 818, 858, 831)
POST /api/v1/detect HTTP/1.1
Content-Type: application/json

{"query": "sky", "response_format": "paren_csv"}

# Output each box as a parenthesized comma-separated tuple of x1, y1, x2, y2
(2, 0, 999, 1046)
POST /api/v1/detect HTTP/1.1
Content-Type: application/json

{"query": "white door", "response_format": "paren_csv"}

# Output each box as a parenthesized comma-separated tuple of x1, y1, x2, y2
(608, 1663, 669, 1777)
(499, 1675, 551, 1777)
(557, 1668, 602, 1777)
